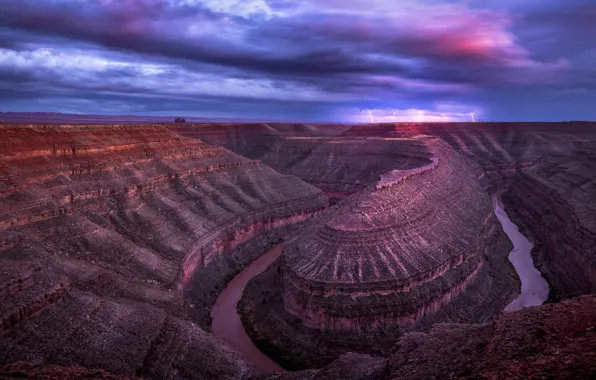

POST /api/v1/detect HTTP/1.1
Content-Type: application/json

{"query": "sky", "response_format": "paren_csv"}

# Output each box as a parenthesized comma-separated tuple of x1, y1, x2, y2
(0, 0, 595, 122)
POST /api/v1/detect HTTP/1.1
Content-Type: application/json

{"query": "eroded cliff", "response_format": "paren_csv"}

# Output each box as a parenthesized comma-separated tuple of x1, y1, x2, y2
(0, 124, 327, 378)
(239, 136, 519, 369)
(342, 122, 596, 302)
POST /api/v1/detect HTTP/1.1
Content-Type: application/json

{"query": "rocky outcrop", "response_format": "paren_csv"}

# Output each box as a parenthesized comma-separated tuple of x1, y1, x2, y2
(502, 165, 596, 301)
(4, 294, 593, 380)
(0, 124, 327, 378)
(239, 137, 518, 369)
(342, 122, 596, 301)
(253, 295, 595, 380)
(1, 262, 69, 333)
(0, 362, 139, 379)
(170, 125, 431, 200)
(2, 121, 595, 379)
(0, 290, 254, 380)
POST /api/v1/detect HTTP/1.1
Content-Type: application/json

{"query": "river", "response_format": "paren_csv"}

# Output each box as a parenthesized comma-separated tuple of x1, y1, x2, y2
(492, 194, 549, 311)
(211, 243, 285, 373)
(211, 196, 548, 373)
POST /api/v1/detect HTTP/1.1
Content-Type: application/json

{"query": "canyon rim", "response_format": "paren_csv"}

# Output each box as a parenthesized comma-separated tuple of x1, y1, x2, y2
(0, 121, 594, 380)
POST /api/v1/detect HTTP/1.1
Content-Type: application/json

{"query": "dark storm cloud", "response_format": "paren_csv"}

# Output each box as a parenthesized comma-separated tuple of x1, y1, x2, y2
(0, 0, 564, 81)
(0, 0, 593, 121)
(0, 0, 399, 77)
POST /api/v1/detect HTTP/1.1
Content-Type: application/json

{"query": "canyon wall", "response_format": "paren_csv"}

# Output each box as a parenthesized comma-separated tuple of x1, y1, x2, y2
(239, 136, 519, 369)
(3, 294, 593, 380)
(252, 294, 596, 380)
(170, 125, 431, 199)
(1, 122, 594, 379)
(0, 124, 328, 378)
(342, 122, 596, 302)
(502, 155, 596, 301)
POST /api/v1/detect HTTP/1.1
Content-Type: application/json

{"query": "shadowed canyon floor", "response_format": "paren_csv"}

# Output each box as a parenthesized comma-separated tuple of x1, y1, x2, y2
(1, 122, 595, 379)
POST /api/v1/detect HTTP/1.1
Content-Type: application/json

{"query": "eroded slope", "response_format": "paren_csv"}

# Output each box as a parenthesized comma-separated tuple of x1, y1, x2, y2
(239, 137, 518, 369)
(0, 124, 327, 378)
(343, 122, 596, 301)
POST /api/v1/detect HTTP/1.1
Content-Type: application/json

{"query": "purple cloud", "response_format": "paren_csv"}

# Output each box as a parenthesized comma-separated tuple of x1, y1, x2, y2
(0, 0, 593, 121)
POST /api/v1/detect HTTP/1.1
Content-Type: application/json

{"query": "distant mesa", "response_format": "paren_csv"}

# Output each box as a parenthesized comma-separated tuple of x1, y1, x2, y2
(174, 117, 186, 123)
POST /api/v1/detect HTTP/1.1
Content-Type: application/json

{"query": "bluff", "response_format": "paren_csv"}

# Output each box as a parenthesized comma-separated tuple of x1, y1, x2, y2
(239, 136, 519, 369)
(170, 124, 435, 202)
(0, 124, 327, 378)
(342, 122, 596, 301)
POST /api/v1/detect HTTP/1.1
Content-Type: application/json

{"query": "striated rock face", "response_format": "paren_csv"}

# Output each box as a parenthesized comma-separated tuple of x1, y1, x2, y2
(169, 123, 352, 161)
(502, 163, 596, 301)
(0, 124, 327, 378)
(342, 122, 596, 302)
(2, 121, 595, 379)
(0, 362, 139, 379)
(240, 136, 519, 369)
(4, 294, 593, 380)
(263, 137, 432, 198)
(170, 125, 431, 200)
(0, 290, 254, 380)
(254, 294, 596, 380)
(1, 261, 69, 333)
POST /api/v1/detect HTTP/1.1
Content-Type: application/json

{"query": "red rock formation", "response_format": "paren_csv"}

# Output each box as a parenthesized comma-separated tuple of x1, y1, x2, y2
(239, 137, 518, 369)
(170, 124, 428, 200)
(342, 122, 596, 301)
(0, 124, 327, 377)
(4, 294, 593, 380)
(0, 362, 139, 379)
(1, 121, 595, 379)
(253, 295, 596, 380)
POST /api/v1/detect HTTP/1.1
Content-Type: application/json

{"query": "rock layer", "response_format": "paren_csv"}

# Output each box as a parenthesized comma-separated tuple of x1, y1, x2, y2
(171, 125, 432, 200)
(0, 124, 327, 378)
(240, 136, 518, 368)
(254, 295, 596, 380)
(342, 122, 596, 301)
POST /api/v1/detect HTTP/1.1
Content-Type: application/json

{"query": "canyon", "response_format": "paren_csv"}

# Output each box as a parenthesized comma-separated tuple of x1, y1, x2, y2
(1, 122, 595, 379)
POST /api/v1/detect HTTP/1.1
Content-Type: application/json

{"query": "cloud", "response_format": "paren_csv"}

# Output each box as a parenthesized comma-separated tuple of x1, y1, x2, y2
(0, 0, 591, 121)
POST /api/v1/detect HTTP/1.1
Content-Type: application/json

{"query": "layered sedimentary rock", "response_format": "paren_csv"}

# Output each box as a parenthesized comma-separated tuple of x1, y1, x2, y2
(170, 123, 351, 161)
(0, 362, 140, 379)
(2, 121, 595, 379)
(262, 137, 432, 198)
(343, 122, 596, 301)
(502, 153, 596, 301)
(254, 294, 596, 380)
(3, 294, 595, 380)
(240, 137, 519, 369)
(172, 123, 435, 201)
(0, 124, 327, 378)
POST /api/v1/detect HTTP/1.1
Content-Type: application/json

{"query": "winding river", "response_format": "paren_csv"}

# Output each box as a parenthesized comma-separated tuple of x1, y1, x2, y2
(492, 194, 549, 311)
(210, 196, 549, 373)
(211, 243, 285, 373)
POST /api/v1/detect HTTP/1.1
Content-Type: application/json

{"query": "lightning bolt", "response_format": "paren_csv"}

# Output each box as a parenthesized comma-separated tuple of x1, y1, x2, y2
(369, 110, 374, 124)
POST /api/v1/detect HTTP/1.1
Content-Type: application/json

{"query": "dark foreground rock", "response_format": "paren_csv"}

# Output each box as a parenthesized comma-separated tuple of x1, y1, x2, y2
(0, 362, 139, 379)
(251, 295, 596, 380)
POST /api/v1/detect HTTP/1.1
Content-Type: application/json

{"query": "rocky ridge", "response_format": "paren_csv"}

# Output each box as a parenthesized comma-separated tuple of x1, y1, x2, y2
(239, 136, 519, 369)
(0, 124, 327, 378)
(341, 122, 596, 301)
